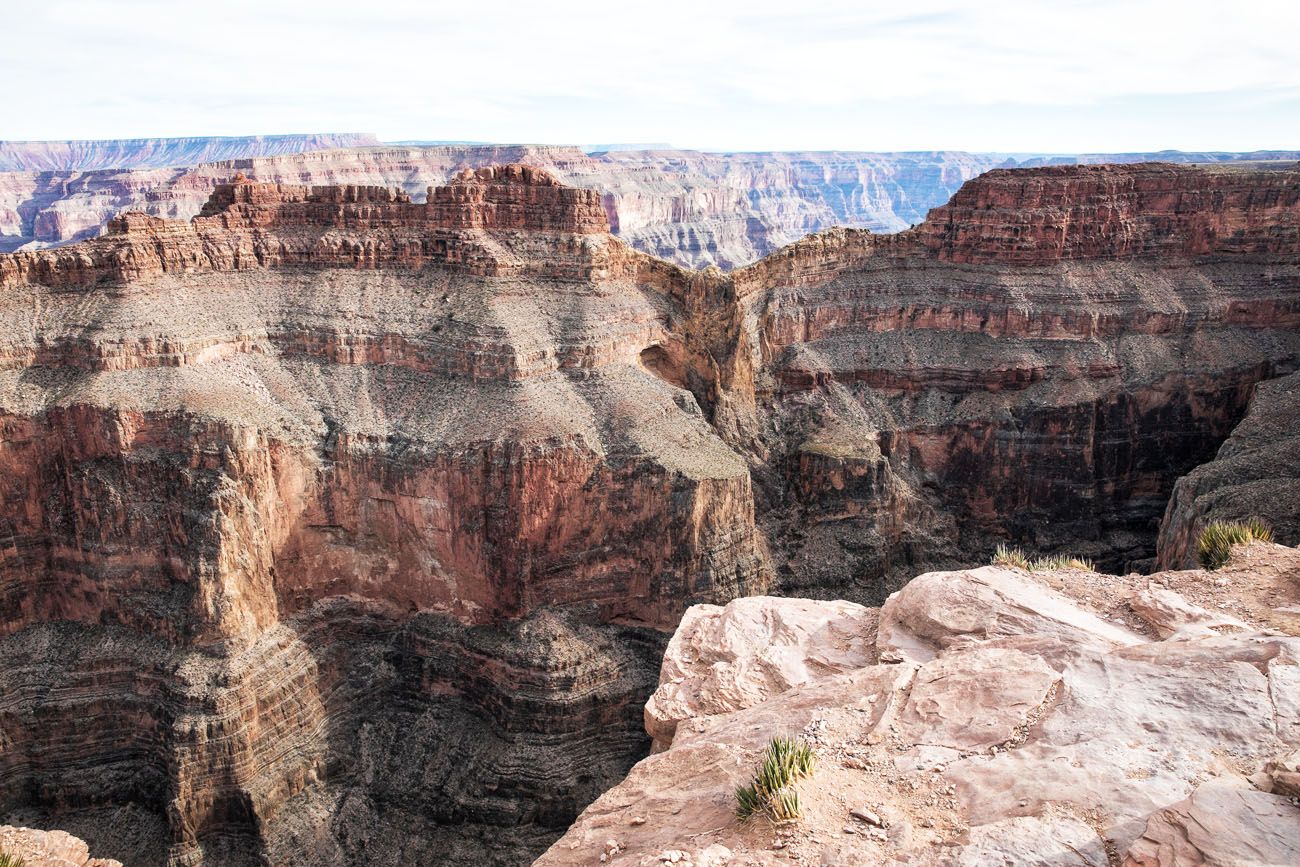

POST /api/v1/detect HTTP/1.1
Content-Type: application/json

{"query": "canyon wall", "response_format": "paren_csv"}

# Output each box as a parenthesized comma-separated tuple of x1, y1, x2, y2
(5, 143, 1296, 264)
(740, 162, 1300, 597)
(0, 134, 381, 172)
(0, 161, 1298, 865)
(0, 169, 769, 865)
(1157, 370, 1300, 568)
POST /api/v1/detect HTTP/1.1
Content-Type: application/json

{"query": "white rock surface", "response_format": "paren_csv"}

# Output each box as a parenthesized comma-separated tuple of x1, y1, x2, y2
(644, 595, 876, 748)
(537, 555, 1300, 867)
(0, 826, 122, 867)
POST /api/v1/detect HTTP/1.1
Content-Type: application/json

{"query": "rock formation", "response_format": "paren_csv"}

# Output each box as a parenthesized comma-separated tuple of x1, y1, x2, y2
(0, 825, 123, 866)
(5, 143, 1296, 263)
(0, 168, 768, 866)
(0, 161, 1298, 865)
(0, 134, 381, 172)
(539, 542, 1300, 866)
(1158, 370, 1300, 568)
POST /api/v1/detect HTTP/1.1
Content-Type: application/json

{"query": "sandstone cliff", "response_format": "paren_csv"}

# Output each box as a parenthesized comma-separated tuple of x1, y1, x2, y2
(1, 161, 1298, 866)
(540, 543, 1300, 866)
(741, 162, 1300, 598)
(0, 168, 769, 865)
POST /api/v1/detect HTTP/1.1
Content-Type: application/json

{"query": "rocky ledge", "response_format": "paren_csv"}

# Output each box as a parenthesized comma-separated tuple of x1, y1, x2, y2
(539, 542, 1300, 866)
(0, 825, 122, 866)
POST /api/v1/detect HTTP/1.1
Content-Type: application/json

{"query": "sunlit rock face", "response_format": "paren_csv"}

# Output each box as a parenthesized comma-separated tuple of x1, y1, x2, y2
(0, 160, 1298, 865)
(540, 543, 1300, 867)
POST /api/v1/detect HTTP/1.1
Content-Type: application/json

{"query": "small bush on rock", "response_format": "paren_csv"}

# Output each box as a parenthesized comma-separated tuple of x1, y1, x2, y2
(0, 852, 27, 867)
(1197, 518, 1274, 570)
(736, 737, 816, 822)
(991, 545, 1095, 573)
(992, 544, 1031, 570)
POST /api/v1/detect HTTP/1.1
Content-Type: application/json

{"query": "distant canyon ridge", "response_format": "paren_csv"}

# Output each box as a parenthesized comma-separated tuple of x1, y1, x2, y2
(2, 133, 1297, 268)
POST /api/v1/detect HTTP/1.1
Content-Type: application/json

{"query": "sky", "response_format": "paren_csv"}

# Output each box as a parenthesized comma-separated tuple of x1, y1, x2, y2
(5, 0, 1300, 152)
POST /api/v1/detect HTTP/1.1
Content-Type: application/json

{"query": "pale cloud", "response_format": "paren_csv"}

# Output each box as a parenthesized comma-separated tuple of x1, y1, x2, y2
(3, 0, 1298, 151)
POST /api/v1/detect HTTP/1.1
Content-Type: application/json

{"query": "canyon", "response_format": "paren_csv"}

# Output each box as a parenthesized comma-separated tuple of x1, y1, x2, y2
(3, 139, 1298, 266)
(0, 159, 1298, 865)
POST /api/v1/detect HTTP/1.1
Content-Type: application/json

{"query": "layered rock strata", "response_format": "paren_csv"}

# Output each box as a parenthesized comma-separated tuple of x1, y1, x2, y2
(539, 543, 1300, 866)
(6, 143, 1296, 265)
(1157, 370, 1300, 568)
(0, 168, 768, 865)
(1, 161, 1299, 865)
(0, 134, 381, 172)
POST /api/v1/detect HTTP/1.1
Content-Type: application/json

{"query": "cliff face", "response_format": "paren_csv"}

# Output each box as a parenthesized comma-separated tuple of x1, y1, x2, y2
(1157, 371, 1300, 568)
(0, 134, 381, 172)
(9, 145, 1294, 265)
(1, 161, 1298, 866)
(741, 163, 1300, 595)
(0, 168, 768, 865)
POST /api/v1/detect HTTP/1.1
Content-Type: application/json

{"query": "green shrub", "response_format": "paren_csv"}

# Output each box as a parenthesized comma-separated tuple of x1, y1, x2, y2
(0, 851, 27, 867)
(735, 737, 816, 822)
(1197, 518, 1274, 570)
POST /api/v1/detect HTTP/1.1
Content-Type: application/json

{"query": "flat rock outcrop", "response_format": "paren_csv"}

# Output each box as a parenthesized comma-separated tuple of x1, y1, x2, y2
(539, 544, 1300, 867)
(0, 825, 122, 866)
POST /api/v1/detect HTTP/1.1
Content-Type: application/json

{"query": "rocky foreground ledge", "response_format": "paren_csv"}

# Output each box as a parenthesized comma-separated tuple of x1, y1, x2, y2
(0, 826, 121, 866)
(538, 543, 1300, 866)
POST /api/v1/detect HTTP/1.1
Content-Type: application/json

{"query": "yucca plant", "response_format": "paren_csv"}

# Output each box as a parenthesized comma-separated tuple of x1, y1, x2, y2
(1031, 553, 1096, 572)
(992, 543, 1031, 570)
(735, 782, 764, 820)
(735, 736, 816, 822)
(767, 786, 803, 822)
(1197, 518, 1274, 570)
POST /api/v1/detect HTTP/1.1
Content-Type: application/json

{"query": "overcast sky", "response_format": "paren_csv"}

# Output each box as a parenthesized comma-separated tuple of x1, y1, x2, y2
(6, 0, 1299, 152)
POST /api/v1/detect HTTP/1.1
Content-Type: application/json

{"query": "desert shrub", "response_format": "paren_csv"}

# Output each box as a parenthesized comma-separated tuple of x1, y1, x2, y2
(1031, 553, 1096, 572)
(1197, 518, 1274, 570)
(735, 737, 816, 822)
(0, 851, 27, 867)
(992, 545, 1094, 572)
(992, 543, 1031, 570)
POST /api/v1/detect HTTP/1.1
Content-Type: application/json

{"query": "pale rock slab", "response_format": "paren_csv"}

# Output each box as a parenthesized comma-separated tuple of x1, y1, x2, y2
(897, 647, 1060, 751)
(645, 596, 876, 748)
(0, 826, 122, 867)
(955, 815, 1109, 867)
(877, 567, 1144, 663)
(1122, 784, 1300, 866)
(1128, 585, 1252, 639)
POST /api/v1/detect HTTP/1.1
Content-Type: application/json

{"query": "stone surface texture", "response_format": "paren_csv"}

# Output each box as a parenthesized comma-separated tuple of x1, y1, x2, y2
(539, 545, 1300, 867)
